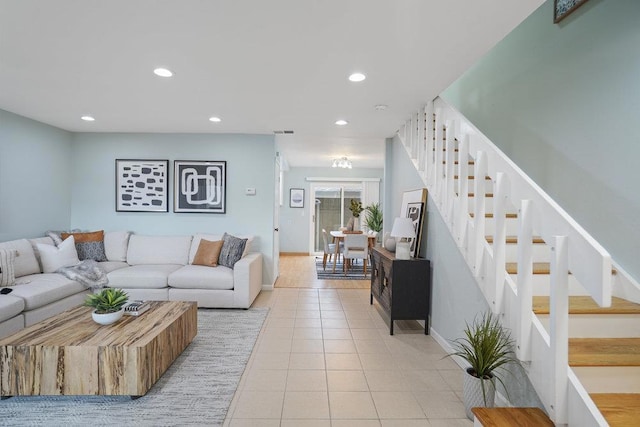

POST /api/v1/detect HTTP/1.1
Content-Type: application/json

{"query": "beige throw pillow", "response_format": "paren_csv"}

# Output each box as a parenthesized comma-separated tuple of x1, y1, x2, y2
(192, 239, 223, 267)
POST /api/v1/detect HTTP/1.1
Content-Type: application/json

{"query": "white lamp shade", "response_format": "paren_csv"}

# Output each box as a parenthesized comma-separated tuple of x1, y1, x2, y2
(390, 217, 415, 239)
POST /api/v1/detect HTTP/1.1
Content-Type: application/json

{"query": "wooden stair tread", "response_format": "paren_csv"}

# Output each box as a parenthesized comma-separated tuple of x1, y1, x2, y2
(470, 213, 518, 219)
(458, 192, 494, 197)
(506, 262, 551, 275)
(454, 175, 492, 180)
(486, 236, 545, 244)
(443, 160, 474, 165)
(569, 338, 640, 366)
(590, 393, 640, 427)
(533, 296, 640, 315)
(471, 407, 553, 426)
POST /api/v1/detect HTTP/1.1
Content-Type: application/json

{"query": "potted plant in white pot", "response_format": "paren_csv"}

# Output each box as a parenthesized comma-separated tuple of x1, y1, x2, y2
(364, 202, 383, 240)
(448, 311, 517, 420)
(348, 200, 363, 231)
(84, 288, 129, 325)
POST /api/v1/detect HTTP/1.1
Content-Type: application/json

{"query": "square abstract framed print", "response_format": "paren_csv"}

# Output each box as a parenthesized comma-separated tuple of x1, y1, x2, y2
(115, 159, 169, 212)
(174, 160, 226, 213)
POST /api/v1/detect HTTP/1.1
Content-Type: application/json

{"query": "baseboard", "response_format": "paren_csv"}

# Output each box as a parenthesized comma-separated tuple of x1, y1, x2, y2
(262, 283, 274, 291)
(279, 252, 309, 256)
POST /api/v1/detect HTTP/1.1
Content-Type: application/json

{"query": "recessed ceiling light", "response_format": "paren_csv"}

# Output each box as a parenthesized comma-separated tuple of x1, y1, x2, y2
(209, 116, 222, 122)
(81, 115, 95, 122)
(348, 72, 366, 82)
(335, 119, 348, 126)
(153, 67, 173, 77)
(374, 104, 388, 111)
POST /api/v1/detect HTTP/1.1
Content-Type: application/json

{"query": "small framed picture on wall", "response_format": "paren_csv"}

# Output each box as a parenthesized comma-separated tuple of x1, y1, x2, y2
(290, 188, 304, 208)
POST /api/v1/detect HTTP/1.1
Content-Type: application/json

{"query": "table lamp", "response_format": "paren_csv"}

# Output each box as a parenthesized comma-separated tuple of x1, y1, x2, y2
(390, 217, 415, 260)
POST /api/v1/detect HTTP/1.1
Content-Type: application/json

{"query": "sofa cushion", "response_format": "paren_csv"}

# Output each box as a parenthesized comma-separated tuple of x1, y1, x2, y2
(127, 235, 192, 265)
(37, 236, 80, 273)
(168, 265, 234, 290)
(61, 230, 107, 262)
(0, 239, 41, 278)
(0, 249, 17, 286)
(188, 233, 254, 264)
(219, 233, 248, 269)
(97, 261, 129, 274)
(193, 239, 223, 267)
(7, 273, 85, 310)
(29, 237, 55, 272)
(0, 294, 24, 322)
(104, 231, 131, 262)
(107, 264, 182, 289)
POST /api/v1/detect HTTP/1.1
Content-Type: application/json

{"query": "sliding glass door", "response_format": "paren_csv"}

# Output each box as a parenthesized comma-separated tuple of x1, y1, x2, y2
(310, 182, 362, 253)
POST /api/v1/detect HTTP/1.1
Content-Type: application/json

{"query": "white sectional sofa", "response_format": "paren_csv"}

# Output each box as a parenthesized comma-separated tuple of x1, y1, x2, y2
(0, 231, 263, 339)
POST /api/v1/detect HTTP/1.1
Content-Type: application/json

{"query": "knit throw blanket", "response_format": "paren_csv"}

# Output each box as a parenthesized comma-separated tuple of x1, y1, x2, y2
(56, 260, 108, 290)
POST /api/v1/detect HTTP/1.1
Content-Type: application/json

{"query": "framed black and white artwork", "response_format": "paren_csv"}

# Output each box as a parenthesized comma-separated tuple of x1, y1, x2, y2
(554, 0, 589, 23)
(115, 159, 169, 212)
(400, 188, 428, 258)
(174, 160, 226, 213)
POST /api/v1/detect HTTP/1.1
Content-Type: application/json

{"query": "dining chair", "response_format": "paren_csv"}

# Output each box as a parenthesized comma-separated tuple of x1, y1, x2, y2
(322, 229, 342, 270)
(342, 234, 368, 276)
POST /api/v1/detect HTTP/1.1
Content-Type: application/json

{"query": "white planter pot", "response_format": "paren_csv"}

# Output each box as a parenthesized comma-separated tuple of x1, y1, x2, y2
(92, 308, 124, 326)
(462, 368, 495, 420)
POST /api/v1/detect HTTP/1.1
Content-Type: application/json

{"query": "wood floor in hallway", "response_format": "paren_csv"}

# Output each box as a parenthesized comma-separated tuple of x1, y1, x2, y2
(276, 255, 370, 289)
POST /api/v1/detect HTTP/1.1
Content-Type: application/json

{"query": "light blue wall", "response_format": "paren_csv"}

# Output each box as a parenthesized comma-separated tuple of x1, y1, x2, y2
(280, 166, 383, 253)
(442, 0, 640, 280)
(70, 133, 276, 284)
(0, 109, 72, 241)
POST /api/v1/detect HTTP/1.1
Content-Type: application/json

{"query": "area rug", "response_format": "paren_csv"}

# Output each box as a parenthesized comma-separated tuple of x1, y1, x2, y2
(1, 308, 269, 427)
(316, 256, 371, 280)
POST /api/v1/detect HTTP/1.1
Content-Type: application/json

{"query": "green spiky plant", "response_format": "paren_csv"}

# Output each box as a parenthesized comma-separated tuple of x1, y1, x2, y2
(364, 202, 383, 233)
(448, 311, 517, 405)
(84, 288, 129, 314)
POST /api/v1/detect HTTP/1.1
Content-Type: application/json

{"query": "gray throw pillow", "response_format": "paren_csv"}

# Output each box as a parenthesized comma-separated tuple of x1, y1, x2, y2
(218, 233, 248, 269)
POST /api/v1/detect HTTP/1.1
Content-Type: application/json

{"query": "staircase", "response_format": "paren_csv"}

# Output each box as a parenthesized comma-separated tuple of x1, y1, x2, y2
(397, 97, 640, 426)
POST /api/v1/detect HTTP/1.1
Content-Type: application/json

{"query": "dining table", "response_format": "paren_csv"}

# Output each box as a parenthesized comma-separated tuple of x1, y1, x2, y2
(329, 230, 378, 273)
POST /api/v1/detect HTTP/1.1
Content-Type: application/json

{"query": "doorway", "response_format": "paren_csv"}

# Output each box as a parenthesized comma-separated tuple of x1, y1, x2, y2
(309, 182, 363, 254)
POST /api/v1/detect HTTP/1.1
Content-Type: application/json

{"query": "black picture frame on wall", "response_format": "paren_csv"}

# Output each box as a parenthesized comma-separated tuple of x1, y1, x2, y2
(174, 160, 226, 213)
(115, 159, 169, 212)
(554, 0, 589, 23)
(290, 188, 304, 208)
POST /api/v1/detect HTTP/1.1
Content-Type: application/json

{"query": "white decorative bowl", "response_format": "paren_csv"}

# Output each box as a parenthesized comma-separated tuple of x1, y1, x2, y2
(92, 308, 124, 325)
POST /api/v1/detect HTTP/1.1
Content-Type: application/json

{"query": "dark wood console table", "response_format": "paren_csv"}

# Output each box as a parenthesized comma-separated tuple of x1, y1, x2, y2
(370, 246, 431, 335)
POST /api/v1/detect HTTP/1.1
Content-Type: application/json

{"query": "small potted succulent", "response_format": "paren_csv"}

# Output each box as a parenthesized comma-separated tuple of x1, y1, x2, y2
(84, 288, 129, 325)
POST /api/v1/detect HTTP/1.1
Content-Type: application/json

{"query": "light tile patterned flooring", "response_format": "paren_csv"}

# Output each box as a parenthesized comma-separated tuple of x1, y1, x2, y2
(223, 256, 472, 426)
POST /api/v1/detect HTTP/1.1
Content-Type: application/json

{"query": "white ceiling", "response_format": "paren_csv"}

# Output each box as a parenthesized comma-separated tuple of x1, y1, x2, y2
(0, 0, 543, 168)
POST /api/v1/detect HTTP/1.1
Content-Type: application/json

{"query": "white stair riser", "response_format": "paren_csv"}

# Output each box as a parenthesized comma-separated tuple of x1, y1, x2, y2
(489, 243, 550, 262)
(572, 367, 640, 393)
(509, 274, 587, 295)
(538, 314, 640, 338)
(480, 218, 519, 235)
(454, 177, 493, 193)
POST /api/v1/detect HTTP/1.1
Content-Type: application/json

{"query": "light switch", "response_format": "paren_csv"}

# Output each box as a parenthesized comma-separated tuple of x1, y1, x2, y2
(245, 187, 256, 196)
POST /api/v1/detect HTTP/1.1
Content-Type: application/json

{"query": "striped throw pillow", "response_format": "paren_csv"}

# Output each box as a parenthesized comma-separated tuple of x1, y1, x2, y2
(0, 249, 18, 287)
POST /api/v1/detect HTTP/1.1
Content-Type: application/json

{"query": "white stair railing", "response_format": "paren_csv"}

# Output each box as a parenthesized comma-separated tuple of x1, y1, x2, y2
(395, 96, 638, 425)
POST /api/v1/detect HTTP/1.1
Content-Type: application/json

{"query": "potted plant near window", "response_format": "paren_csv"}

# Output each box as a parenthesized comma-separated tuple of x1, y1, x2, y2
(448, 311, 517, 419)
(364, 202, 383, 239)
(84, 288, 129, 325)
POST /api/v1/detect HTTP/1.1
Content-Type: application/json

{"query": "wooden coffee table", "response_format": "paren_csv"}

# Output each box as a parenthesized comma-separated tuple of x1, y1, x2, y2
(0, 300, 197, 398)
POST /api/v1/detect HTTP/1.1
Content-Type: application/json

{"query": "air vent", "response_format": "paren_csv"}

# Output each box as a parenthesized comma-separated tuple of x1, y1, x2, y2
(273, 130, 294, 135)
